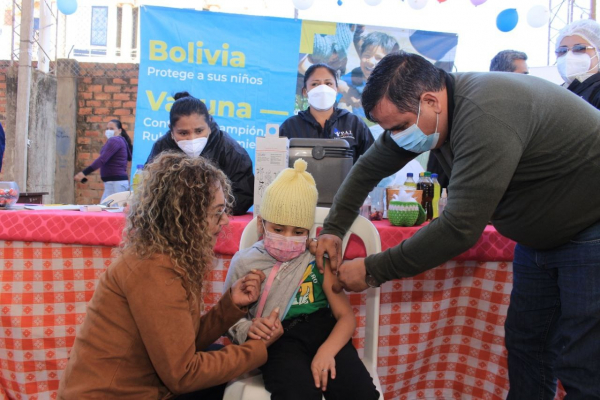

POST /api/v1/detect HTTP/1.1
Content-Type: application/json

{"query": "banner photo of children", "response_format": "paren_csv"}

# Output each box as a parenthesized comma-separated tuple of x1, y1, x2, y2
(294, 23, 459, 123)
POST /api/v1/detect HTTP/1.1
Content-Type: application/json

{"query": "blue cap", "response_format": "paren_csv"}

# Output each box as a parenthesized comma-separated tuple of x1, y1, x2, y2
(432, 173, 438, 178)
(407, 173, 413, 177)
(137, 164, 144, 169)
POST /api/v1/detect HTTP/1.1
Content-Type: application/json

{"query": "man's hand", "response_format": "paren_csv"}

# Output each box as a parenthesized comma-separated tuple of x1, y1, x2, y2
(316, 234, 343, 275)
(248, 308, 283, 347)
(230, 269, 266, 308)
(332, 258, 369, 293)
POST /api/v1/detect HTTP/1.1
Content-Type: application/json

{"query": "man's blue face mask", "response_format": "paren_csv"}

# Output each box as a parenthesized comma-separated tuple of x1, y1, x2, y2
(390, 102, 440, 153)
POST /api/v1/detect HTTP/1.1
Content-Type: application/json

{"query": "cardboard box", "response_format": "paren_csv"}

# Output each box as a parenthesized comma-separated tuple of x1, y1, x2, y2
(253, 124, 289, 215)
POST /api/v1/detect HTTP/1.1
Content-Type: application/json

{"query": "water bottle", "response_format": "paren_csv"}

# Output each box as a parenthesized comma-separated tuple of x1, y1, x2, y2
(132, 165, 144, 193)
(403, 173, 416, 188)
(431, 173, 441, 218)
(438, 188, 448, 216)
(360, 195, 372, 219)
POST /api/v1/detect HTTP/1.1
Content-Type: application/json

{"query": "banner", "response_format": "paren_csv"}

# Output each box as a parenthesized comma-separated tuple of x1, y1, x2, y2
(133, 6, 459, 169)
(133, 6, 302, 168)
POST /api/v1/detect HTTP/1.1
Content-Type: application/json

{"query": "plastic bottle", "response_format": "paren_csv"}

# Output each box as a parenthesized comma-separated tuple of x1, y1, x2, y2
(415, 172, 425, 190)
(403, 173, 416, 188)
(418, 172, 434, 221)
(438, 188, 448, 216)
(132, 165, 144, 193)
(360, 195, 372, 219)
(431, 173, 441, 219)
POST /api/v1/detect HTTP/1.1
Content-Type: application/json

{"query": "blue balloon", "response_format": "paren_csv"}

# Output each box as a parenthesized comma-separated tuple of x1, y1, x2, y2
(57, 0, 78, 15)
(496, 9, 518, 32)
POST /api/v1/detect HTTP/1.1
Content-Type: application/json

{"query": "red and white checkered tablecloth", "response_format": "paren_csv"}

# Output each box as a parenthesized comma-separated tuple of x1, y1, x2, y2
(0, 211, 516, 262)
(0, 211, 567, 399)
(0, 240, 567, 400)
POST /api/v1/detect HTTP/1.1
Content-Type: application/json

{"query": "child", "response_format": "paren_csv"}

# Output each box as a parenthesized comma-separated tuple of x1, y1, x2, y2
(338, 31, 399, 118)
(224, 159, 380, 399)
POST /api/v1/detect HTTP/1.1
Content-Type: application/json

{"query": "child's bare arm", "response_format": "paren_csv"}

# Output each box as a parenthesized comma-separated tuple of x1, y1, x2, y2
(311, 259, 356, 391)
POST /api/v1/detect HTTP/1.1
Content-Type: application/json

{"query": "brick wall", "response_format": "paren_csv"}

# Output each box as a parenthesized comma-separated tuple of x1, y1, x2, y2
(75, 63, 139, 205)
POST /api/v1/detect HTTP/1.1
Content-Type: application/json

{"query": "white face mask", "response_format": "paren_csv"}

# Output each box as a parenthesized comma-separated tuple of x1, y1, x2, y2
(557, 51, 596, 84)
(307, 84, 337, 111)
(176, 137, 208, 158)
(105, 129, 115, 139)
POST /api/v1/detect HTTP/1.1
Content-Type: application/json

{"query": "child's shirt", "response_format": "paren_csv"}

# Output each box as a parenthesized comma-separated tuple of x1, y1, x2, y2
(285, 260, 328, 320)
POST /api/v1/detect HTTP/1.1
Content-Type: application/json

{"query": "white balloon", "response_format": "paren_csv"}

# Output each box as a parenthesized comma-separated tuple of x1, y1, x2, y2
(408, 0, 428, 10)
(364, 0, 383, 6)
(527, 5, 550, 28)
(292, 0, 314, 10)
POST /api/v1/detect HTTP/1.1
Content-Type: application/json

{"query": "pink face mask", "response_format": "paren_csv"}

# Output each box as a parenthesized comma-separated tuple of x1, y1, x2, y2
(263, 226, 307, 262)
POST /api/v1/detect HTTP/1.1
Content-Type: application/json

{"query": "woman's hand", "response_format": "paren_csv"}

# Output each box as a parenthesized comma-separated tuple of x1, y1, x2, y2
(231, 269, 266, 308)
(311, 349, 336, 391)
(248, 308, 283, 347)
(74, 172, 86, 182)
(307, 237, 318, 255)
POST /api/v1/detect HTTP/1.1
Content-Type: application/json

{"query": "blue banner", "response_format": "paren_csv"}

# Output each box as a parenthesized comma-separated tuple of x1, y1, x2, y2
(133, 6, 302, 169)
(133, 7, 458, 172)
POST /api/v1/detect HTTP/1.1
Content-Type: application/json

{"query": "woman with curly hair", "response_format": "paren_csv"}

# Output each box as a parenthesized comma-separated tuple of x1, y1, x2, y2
(58, 152, 283, 399)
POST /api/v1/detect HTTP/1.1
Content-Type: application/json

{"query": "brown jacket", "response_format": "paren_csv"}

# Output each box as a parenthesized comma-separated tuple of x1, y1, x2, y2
(58, 251, 267, 399)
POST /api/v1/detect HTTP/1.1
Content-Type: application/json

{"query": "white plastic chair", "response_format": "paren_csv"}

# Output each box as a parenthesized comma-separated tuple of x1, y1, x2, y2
(101, 191, 133, 207)
(223, 207, 382, 400)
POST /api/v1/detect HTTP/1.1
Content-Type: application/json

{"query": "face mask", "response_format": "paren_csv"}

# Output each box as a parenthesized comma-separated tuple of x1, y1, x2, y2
(557, 51, 596, 84)
(263, 224, 307, 262)
(105, 130, 115, 139)
(307, 84, 337, 111)
(391, 102, 440, 153)
(176, 137, 208, 158)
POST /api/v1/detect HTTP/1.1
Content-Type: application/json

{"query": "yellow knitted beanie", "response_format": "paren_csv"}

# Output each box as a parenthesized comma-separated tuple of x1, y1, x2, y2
(259, 159, 318, 230)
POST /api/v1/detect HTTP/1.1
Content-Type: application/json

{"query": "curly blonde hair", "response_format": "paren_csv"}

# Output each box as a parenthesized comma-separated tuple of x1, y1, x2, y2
(121, 152, 233, 299)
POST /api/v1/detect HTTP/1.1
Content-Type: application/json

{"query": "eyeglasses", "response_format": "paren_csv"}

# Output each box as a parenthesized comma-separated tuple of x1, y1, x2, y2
(210, 208, 228, 224)
(555, 44, 595, 56)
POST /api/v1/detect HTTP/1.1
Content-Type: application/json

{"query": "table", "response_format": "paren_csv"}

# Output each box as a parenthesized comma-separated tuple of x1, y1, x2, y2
(0, 210, 565, 400)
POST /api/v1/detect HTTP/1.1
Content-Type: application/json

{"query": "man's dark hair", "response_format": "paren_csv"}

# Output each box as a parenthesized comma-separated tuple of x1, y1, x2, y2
(489, 50, 528, 72)
(362, 51, 446, 121)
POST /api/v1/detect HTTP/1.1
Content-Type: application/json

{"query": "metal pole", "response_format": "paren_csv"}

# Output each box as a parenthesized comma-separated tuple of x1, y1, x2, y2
(11, 0, 16, 67)
(548, 0, 552, 65)
(14, 0, 35, 190)
(591, 0, 596, 20)
(569, 0, 574, 23)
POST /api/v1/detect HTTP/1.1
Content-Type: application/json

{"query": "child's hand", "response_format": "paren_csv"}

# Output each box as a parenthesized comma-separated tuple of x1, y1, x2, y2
(231, 269, 266, 308)
(248, 308, 283, 347)
(311, 350, 336, 391)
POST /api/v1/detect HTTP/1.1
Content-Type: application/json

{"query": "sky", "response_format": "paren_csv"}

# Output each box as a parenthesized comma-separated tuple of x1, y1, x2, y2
(163, 0, 595, 74)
